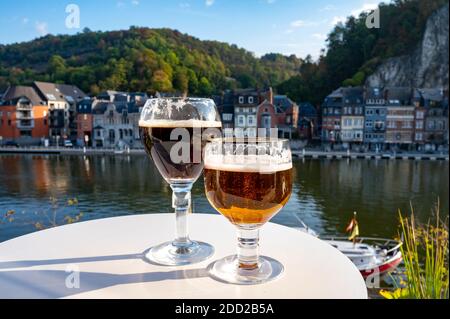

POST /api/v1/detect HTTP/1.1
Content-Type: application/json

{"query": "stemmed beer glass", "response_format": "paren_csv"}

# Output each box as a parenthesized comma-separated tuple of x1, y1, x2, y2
(204, 137, 293, 284)
(139, 98, 222, 266)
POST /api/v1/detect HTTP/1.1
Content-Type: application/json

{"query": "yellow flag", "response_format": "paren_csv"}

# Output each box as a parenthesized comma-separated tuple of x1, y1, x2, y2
(348, 223, 359, 241)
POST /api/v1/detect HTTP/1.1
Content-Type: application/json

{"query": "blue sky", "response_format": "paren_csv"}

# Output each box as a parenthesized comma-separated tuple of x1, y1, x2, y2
(0, 0, 382, 59)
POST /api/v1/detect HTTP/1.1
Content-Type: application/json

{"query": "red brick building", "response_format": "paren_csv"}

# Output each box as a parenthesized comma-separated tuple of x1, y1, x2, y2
(0, 86, 49, 145)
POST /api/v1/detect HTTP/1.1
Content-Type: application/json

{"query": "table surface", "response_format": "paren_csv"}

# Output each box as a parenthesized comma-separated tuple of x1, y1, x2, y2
(0, 214, 368, 299)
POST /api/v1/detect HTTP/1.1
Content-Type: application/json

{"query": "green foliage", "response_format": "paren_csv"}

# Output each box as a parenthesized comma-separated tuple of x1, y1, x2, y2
(0, 28, 301, 95)
(277, 0, 448, 106)
(381, 201, 449, 299)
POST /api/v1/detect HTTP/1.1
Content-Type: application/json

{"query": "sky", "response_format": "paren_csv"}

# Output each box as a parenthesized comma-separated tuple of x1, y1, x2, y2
(0, 0, 381, 59)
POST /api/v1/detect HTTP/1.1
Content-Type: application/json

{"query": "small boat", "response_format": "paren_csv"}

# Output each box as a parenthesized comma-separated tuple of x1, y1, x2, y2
(321, 236, 402, 278)
(294, 219, 403, 279)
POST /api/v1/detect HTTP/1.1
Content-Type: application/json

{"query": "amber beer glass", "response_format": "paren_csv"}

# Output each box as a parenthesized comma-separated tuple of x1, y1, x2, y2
(204, 138, 293, 284)
(139, 98, 222, 266)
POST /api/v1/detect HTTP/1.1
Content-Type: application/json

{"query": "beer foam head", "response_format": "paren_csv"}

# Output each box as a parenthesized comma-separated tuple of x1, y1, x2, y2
(139, 119, 222, 128)
(204, 154, 292, 173)
(140, 97, 221, 127)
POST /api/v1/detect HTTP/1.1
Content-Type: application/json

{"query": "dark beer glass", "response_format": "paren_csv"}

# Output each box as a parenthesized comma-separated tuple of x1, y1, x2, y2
(139, 98, 222, 266)
(204, 138, 293, 284)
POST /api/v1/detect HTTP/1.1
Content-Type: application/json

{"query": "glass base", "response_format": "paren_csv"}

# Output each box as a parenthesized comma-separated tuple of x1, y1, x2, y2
(208, 255, 284, 285)
(144, 241, 214, 266)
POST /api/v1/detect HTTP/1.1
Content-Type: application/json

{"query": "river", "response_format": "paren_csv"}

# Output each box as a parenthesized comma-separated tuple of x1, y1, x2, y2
(0, 154, 448, 243)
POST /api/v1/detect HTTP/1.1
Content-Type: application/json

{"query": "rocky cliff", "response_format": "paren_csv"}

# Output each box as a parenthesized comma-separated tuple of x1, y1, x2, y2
(366, 4, 449, 89)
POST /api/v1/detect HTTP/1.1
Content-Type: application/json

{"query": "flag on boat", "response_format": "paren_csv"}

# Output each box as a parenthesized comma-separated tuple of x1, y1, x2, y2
(346, 212, 359, 241)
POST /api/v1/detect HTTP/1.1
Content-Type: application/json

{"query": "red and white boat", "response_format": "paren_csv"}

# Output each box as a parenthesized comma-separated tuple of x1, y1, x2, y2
(295, 220, 403, 279)
(320, 236, 403, 278)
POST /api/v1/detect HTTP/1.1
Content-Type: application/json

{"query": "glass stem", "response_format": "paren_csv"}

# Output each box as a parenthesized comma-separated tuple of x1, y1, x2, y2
(171, 183, 193, 250)
(237, 228, 260, 270)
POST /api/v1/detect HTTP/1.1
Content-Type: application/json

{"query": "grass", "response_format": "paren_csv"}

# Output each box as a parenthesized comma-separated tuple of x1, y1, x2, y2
(381, 200, 449, 299)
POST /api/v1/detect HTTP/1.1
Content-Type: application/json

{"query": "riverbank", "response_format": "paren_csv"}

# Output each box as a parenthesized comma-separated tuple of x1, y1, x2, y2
(1, 146, 448, 161)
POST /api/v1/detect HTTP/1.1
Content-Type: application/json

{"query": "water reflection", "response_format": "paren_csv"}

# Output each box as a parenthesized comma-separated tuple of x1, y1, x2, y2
(0, 155, 448, 242)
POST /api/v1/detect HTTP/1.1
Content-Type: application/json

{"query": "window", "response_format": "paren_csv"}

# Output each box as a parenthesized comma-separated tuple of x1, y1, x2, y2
(247, 115, 255, 126)
(0, 112, 2, 117)
(44, 119, 47, 126)
(8, 120, 11, 126)
(387, 121, 396, 129)
(238, 115, 245, 126)
(415, 133, 423, 141)
(286, 116, 292, 124)
(416, 121, 423, 129)
(239, 96, 244, 104)
(403, 121, 413, 129)
(248, 96, 254, 104)
(222, 114, 232, 121)
(84, 114, 88, 121)
(416, 111, 424, 119)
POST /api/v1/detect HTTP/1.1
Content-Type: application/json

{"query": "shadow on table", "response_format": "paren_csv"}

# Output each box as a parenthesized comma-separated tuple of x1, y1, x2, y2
(0, 253, 209, 299)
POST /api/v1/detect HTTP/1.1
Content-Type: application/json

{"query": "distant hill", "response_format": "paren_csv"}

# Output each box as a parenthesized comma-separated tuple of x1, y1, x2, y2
(366, 3, 449, 89)
(0, 28, 302, 95)
(277, 0, 449, 105)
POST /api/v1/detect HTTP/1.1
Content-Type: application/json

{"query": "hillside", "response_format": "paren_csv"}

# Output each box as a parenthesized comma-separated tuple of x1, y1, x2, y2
(277, 0, 449, 105)
(366, 3, 449, 88)
(0, 28, 302, 95)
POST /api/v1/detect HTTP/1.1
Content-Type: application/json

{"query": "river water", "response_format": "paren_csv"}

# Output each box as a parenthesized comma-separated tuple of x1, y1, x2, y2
(0, 154, 448, 243)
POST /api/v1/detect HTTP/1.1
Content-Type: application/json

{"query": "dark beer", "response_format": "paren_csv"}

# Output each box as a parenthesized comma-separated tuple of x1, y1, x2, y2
(140, 120, 222, 183)
(204, 164, 292, 226)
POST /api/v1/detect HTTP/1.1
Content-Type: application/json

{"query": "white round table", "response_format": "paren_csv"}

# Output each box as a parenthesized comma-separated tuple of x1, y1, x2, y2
(0, 214, 367, 299)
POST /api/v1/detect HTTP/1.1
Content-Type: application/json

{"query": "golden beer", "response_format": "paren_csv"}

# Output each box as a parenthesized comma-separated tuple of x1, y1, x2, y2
(204, 166, 292, 226)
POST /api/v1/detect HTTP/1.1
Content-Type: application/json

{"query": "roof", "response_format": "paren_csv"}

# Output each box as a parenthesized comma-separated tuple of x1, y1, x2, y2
(33, 81, 66, 102)
(1, 85, 43, 106)
(274, 95, 295, 111)
(77, 98, 93, 114)
(233, 88, 259, 96)
(92, 101, 141, 115)
(56, 84, 87, 103)
(414, 88, 445, 102)
(384, 87, 412, 105)
(365, 87, 384, 100)
(299, 102, 318, 118)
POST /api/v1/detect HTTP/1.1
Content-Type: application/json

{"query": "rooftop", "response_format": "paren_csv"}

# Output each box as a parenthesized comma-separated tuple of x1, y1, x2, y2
(1, 85, 43, 106)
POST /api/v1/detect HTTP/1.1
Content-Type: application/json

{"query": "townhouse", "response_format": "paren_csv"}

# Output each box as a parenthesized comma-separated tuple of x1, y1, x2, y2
(364, 87, 387, 151)
(384, 87, 415, 148)
(0, 85, 49, 145)
(321, 88, 344, 144)
(340, 87, 365, 148)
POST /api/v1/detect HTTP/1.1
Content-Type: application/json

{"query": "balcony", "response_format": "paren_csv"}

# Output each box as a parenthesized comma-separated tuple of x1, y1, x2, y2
(16, 103, 32, 111)
(16, 120, 35, 129)
(16, 112, 34, 120)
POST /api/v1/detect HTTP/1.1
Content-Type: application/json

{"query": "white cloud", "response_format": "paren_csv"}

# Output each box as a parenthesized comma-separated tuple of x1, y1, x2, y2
(320, 5, 336, 12)
(117, 1, 125, 8)
(131, 0, 139, 5)
(22, 17, 29, 24)
(330, 16, 346, 26)
(351, 3, 378, 17)
(267, 0, 276, 4)
(205, 0, 214, 6)
(179, 2, 190, 8)
(290, 20, 320, 28)
(312, 33, 327, 40)
(35, 21, 48, 36)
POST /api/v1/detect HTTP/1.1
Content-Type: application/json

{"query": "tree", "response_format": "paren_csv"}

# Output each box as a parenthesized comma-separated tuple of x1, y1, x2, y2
(173, 68, 189, 93)
(198, 77, 213, 96)
(151, 70, 172, 92)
